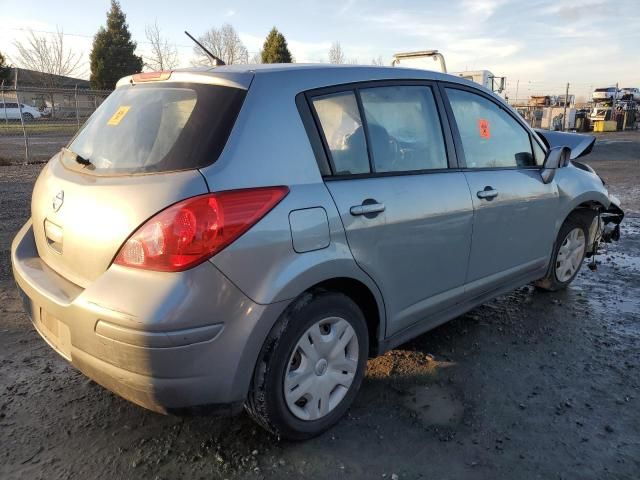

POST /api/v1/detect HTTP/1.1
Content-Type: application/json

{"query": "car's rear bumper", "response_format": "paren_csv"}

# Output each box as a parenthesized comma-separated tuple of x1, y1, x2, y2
(11, 220, 288, 413)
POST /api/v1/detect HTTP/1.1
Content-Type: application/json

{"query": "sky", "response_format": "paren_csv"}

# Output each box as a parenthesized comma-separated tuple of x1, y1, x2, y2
(1, 0, 638, 101)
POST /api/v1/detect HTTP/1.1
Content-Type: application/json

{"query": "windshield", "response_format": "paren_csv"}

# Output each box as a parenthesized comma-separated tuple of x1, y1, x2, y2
(65, 82, 246, 175)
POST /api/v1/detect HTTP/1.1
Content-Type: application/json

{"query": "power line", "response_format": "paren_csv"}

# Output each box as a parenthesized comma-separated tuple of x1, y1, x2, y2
(6, 27, 264, 58)
(5, 27, 196, 49)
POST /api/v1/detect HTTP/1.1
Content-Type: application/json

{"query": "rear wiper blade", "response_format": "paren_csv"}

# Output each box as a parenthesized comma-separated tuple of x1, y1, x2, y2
(62, 147, 93, 167)
(74, 153, 92, 166)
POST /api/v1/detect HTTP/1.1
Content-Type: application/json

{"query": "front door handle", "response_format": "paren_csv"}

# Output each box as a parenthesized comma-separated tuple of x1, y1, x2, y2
(477, 187, 498, 200)
(350, 202, 385, 216)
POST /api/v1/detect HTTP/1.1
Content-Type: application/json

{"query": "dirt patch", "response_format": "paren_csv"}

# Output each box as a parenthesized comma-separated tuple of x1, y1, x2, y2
(1, 132, 640, 480)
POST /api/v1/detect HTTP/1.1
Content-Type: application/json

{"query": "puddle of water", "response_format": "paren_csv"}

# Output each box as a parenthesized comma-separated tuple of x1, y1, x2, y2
(403, 385, 464, 426)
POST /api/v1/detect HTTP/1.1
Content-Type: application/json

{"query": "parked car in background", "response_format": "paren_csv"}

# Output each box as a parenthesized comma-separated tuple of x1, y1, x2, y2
(592, 87, 620, 103)
(621, 88, 640, 101)
(39, 106, 52, 118)
(12, 65, 624, 440)
(0, 102, 42, 121)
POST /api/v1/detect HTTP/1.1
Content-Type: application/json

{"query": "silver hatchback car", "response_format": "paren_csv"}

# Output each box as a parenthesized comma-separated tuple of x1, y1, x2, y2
(12, 65, 623, 440)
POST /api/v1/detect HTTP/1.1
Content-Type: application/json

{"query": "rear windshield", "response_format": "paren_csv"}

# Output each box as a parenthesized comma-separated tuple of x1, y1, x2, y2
(64, 82, 246, 175)
(595, 88, 616, 92)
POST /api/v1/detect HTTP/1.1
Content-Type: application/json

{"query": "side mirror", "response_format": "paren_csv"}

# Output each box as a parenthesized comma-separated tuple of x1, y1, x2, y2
(541, 146, 571, 184)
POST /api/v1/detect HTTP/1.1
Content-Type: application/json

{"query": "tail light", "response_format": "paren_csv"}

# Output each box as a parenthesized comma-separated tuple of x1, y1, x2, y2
(114, 186, 289, 272)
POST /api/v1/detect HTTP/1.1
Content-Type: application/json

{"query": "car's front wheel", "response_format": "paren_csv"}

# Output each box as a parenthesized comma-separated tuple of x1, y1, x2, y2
(246, 291, 368, 440)
(536, 216, 590, 291)
(22, 113, 34, 122)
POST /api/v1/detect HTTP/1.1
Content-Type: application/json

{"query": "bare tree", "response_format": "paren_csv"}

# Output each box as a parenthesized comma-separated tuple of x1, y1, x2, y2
(347, 57, 359, 65)
(192, 24, 248, 65)
(12, 28, 82, 88)
(250, 50, 262, 64)
(371, 55, 385, 66)
(12, 28, 83, 117)
(328, 42, 345, 64)
(144, 20, 179, 71)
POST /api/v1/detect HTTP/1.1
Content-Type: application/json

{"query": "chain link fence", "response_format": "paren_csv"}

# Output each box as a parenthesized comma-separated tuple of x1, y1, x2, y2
(0, 83, 111, 165)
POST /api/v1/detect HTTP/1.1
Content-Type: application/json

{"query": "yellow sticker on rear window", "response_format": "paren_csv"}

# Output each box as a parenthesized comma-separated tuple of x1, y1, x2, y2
(107, 106, 131, 126)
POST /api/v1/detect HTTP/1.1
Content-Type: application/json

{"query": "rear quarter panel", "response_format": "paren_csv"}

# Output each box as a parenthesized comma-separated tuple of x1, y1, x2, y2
(209, 183, 385, 311)
(198, 73, 324, 190)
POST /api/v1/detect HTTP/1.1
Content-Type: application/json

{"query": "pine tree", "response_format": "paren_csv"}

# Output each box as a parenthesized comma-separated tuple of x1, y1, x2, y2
(0, 50, 10, 84)
(261, 27, 292, 64)
(90, 0, 143, 89)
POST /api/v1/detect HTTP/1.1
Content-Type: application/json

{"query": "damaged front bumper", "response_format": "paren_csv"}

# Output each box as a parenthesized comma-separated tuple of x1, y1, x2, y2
(601, 194, 624, 242)
(586, 194, 624, 257)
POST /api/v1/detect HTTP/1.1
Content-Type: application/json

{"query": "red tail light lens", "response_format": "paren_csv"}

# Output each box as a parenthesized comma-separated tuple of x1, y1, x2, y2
(114, 186, 289, 272)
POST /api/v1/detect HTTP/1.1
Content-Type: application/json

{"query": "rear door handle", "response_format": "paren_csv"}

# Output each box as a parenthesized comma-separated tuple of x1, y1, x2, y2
(350, 202, 385, 216)
(477, 187, 498, 200)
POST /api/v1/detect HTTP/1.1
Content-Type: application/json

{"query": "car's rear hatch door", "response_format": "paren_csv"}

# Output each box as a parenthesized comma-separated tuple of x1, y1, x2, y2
(31, 159, 208, 287)
(29, 78, 248, 287)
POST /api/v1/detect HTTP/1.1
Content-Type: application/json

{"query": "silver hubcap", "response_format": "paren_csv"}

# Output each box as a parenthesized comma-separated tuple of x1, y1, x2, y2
(284, 317, 359, 421)
(555, 227, 586, 282)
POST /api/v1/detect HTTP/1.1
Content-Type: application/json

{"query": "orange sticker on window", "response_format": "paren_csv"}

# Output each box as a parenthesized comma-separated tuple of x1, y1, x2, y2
(479, 118, 490, 139)
(107, 106, 131, 126)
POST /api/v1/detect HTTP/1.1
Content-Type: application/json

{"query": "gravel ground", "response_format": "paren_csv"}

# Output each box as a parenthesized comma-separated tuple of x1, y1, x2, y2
(1, 131, 639, 479)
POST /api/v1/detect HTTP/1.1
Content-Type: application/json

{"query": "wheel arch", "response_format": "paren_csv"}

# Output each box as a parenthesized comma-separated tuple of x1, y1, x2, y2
(556, 191, 609, 237)
(306, 276, 385, 356)
(233, 269, 387, 405)
(539, 195, 606, 284)
(566, 199, 605, 225)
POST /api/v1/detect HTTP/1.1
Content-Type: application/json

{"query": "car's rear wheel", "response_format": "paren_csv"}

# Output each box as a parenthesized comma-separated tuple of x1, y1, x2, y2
(246, 291, 368, 440)
(536, 216, 589, 291)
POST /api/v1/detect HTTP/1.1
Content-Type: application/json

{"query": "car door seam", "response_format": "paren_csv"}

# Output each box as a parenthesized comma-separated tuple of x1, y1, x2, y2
(461, 171, 476, 286)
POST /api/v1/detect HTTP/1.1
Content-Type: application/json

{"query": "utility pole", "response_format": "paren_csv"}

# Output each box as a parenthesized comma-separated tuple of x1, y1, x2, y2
(515, 79, 520, 105)
(562, 82, 569, 131)
(14, 68, 30, 163)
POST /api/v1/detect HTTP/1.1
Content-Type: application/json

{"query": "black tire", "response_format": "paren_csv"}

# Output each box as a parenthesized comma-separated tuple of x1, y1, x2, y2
(22, 113, 34, 122)
(245, 290, 368, 440)
(536, 215, 591, 291)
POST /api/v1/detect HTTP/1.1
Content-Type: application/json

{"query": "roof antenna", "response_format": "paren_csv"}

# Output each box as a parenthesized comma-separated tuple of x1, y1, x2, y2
(184, 30, 226, 66)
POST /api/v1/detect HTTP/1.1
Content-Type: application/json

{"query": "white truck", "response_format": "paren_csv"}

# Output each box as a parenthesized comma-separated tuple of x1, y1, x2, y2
(391, 50, 505, 94)
(449, 70, 505, 94)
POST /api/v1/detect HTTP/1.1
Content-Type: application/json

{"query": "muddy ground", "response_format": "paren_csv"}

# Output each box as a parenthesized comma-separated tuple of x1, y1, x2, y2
(1, 131, 639, 479)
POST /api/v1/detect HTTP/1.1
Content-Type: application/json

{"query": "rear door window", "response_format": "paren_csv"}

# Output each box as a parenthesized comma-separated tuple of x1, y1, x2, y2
(311, 91, 370, 175)
(446, 88, 536, 168)
(64, 82, 246, 175)
(359, 86, 447, 172)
